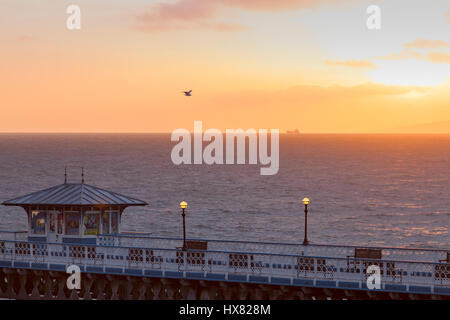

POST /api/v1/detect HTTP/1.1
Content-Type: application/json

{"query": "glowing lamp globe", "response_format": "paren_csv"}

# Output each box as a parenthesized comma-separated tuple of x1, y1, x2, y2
(180, 201, 188, 209)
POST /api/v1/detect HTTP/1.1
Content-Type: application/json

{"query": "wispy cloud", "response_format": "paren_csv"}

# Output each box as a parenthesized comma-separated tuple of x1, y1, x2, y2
(136, 0, 246, 32)
(446, 10, 450, 23)
(138, 0, 217, 23)
(404, 38, 450, 49)
(376, 49, 425, 61)
(427, 52, 450, 64)
(220, 0, 351, 11)
(325, 59, 377, 68)
(136, 0, 354, 32)
(18, 35, 34, 41)
(376, 39, 450, 64)
(377, 50, 450, 64)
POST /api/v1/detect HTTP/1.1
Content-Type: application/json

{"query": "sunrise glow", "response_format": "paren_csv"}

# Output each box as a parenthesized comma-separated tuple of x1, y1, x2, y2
(1, 0, 449, 133)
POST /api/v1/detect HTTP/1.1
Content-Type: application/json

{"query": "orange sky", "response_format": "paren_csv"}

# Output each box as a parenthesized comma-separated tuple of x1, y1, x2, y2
(1, 0, 449, 133)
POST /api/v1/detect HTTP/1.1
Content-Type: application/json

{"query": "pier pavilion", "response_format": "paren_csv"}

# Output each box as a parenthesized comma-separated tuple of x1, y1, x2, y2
(2, 182, 147, 245)
(0, 179, 448, 300)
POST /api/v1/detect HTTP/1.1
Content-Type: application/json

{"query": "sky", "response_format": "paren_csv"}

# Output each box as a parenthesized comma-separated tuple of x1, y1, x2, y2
(1, 0, 449, 133)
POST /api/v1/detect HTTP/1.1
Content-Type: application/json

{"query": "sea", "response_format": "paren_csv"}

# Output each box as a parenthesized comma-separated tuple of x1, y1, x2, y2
(0, 133, 448, 249)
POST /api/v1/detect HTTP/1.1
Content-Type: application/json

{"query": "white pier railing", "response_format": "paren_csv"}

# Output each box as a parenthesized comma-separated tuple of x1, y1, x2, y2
(97, 234, 449, 264)
(0, 234, 448, 295)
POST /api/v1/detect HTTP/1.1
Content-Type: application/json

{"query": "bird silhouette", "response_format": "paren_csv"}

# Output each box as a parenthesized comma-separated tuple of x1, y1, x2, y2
(182, 90, 192, 96)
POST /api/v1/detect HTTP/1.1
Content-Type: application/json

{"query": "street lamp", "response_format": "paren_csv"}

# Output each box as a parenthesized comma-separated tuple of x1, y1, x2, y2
(180, 201, 188, 250)
(302, 198, 310, 245)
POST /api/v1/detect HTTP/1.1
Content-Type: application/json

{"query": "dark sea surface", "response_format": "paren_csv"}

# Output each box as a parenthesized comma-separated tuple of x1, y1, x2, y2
(0, 134, 448, 249)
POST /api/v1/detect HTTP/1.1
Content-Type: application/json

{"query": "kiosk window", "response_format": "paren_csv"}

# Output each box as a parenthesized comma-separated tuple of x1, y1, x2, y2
(31, 211, 46, 235)
(111, 212, 119, 233)
(102, 212, 110, 234)
(66, 213, 80, 236)
(83, 212, 99, 235)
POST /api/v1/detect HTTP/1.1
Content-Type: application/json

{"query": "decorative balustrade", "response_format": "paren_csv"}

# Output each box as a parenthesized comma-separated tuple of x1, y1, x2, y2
(0, 237, 448, 293)
(0, 230, 28, 241)
(97, 234, 449, 263)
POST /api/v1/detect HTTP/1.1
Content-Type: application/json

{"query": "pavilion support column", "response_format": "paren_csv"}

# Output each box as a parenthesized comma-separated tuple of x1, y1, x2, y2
(150, 278, 163, 300)
(294, 288, 306, 300)
(258, 285, 275, 300)
(184, 286, 198, 300)
(82, 276, 94, 300)
(4, 270, 18, 299)
(135, 280, 147, 300)
(282, 287, 298, 300)
(121, 278, 134, 300)
(141, 278, 153, 300)
(56, 274, 68, 300)
(388, 292, 401, 300)
(323, 288, 334, 299)
(43, 272, 55, 299)
(266, 285, 285, 300)
(69, 289, 80, 300)
(159, 278, 172, 300)
(180, 280, 198, 300)
(344, 289, 357, 299)
(0, 269, 7, 298)
(300, 287, 314, 299)
(312, 288, 328, 300)
(408, 293, 421, 300)
(93, 277, 106, 300)
(355, 290, 369, 299)
(198, 281, 218, 300)
(108, 276, 120, 300)
(30, 275, 42, 299)
(366, 290, 379, 300)
(16, 269, 29, 299)
(237, 283, 250, 300)
(327, 288, 345, 300)
(219, 282, 236, 300)
(266, 286, 283, 300)
(274, 285, 294, 300)
(164, 280, 179, 300)
(249, 285, 266, 300)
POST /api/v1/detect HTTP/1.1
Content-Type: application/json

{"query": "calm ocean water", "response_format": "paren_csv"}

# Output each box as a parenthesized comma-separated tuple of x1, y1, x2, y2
(0, 134, 448, 249)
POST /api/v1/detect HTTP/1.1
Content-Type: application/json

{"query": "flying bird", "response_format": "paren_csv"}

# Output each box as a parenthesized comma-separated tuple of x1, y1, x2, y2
(182, 90, 192, 96)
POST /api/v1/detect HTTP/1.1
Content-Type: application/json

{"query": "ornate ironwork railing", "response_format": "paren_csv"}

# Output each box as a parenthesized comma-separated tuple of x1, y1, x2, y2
(97, 234, 449, 263)
(0, 237, 448, 293)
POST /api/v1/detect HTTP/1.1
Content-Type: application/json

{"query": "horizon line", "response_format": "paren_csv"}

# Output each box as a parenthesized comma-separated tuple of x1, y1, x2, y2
(1, 132, 450, 135)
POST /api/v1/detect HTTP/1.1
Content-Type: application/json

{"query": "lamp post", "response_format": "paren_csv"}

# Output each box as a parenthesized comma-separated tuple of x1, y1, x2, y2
(302, 198, 310, 245)
(179, 201, 188, 250)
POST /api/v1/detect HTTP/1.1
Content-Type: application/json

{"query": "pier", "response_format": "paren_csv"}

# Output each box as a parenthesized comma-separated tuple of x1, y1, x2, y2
(0, 181, 449, 300)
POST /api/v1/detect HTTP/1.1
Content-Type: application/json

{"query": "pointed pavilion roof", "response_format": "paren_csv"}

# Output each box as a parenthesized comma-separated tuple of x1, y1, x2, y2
(2, 183, 148, 207)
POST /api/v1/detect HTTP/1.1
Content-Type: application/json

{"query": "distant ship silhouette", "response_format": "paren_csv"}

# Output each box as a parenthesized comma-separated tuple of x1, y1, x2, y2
(286, 129, 300, 134)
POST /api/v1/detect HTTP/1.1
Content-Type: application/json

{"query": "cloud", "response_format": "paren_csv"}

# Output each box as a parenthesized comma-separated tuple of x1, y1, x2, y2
(376, 49, 425, 61)
(136, 19, 246, 32)
(404, 38, 450, 49)
(136, 0, 249, 32)
(376, 50, 450, 65)
(376, 39, 450, 65)
(138, 0, 216, 23)
(325, 59, 377, 68)
(281, 83, 423, 99)
(136, 0, 354, 32)
(427, 52, 450, 64)
(17, 35, 34, 41)
(446, 10, 450, 23)
(203, 82, 438, 133)
(219, 0, 351, 11)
